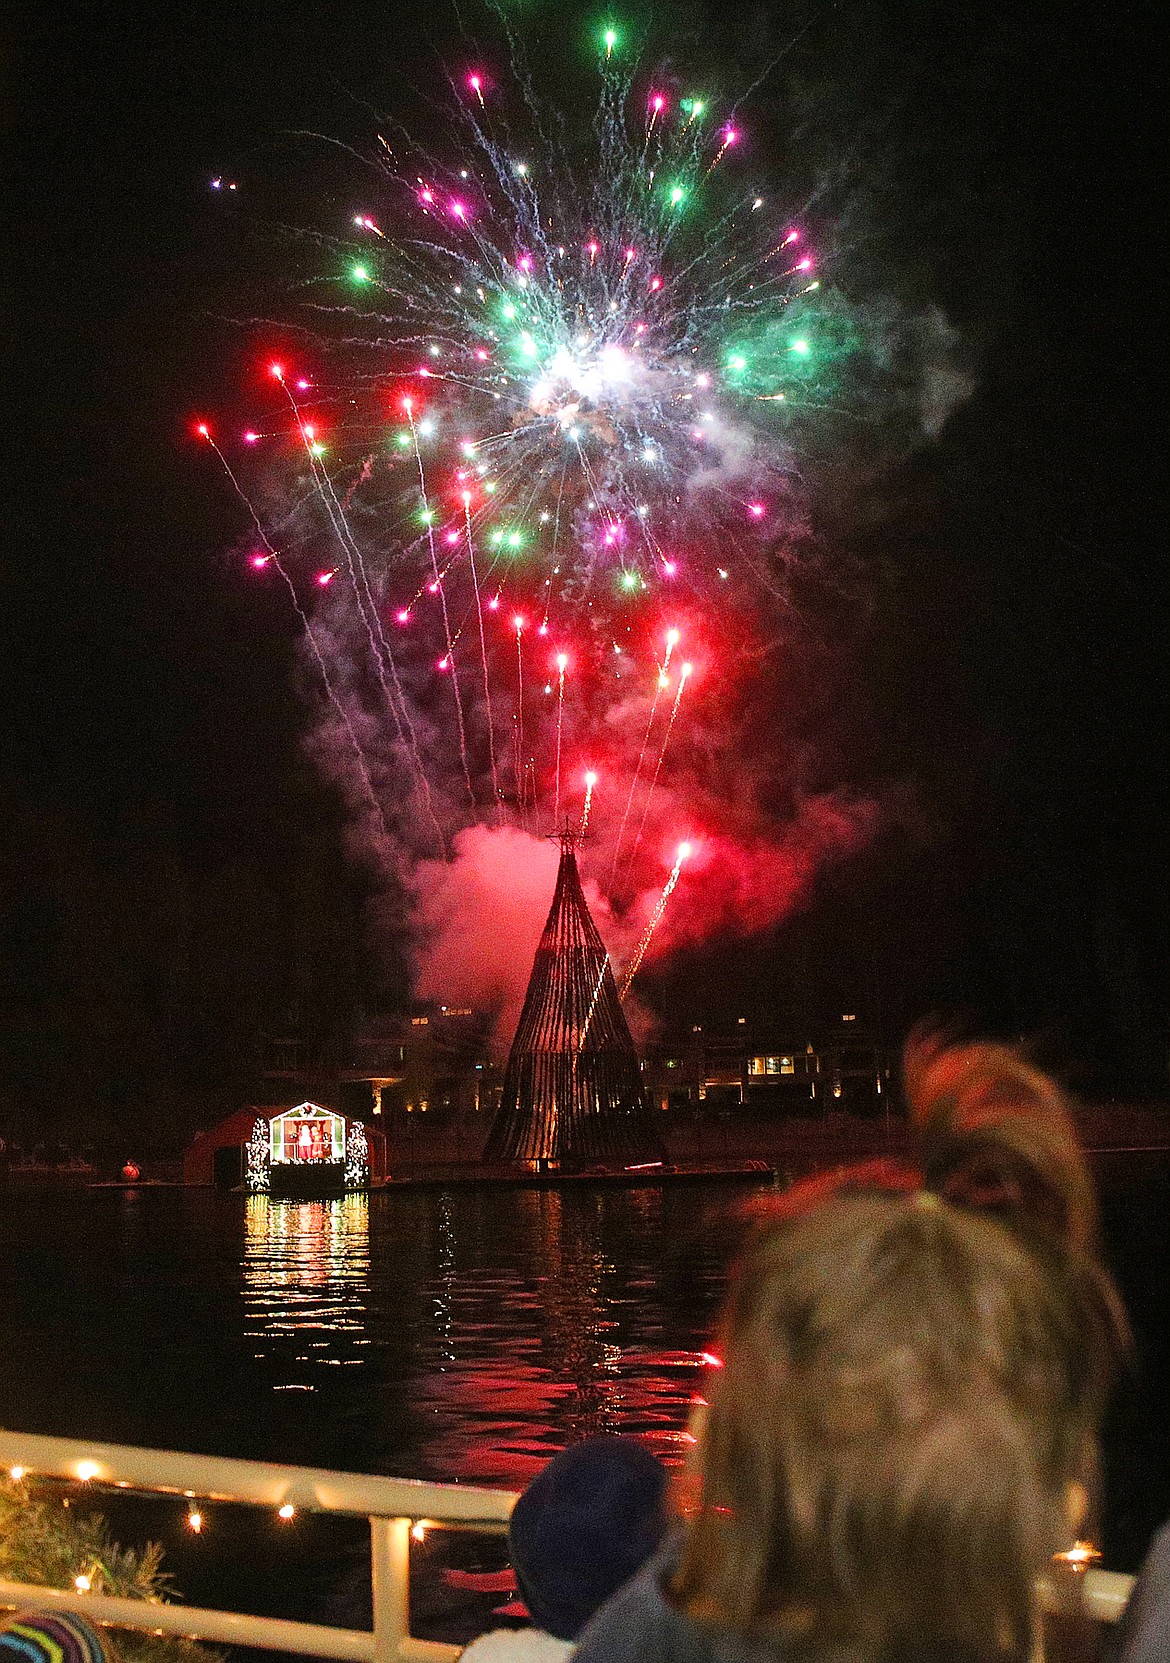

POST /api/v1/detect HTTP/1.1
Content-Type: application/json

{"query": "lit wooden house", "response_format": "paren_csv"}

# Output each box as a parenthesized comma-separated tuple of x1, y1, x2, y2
(183, 1102, 387, 1195)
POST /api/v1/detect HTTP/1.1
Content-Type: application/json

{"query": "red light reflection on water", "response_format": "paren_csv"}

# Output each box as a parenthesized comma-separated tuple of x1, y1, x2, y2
(239, 1186, 741, 1490)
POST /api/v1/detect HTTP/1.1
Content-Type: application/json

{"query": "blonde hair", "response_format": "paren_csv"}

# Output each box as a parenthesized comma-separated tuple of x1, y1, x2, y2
(672, 1033, 1126, 1662)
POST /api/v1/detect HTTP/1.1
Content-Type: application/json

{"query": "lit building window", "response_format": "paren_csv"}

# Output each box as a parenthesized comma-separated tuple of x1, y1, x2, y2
(748, 1057, 767, 1077)
(780, 1056, 794, 1075)
(269, 1104, 345, 1165)
(765, 1056, 781, 1075)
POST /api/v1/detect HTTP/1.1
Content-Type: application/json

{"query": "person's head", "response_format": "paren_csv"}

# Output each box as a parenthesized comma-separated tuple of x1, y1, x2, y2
(508, 1435, 668, 1640)
(673, 1032, 1127, 1663)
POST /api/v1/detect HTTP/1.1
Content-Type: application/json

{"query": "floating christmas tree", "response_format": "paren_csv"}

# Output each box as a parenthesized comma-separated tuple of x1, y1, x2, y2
(485, 831, 661, 1167)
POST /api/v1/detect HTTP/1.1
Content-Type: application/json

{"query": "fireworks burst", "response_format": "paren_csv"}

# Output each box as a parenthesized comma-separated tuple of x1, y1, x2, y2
(310, 49, 819, 617)
(195, 15, 897, 996)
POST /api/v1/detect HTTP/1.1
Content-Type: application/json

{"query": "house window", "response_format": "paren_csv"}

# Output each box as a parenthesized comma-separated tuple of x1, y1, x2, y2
(765, 1056, 781, 1075)
(270, 1104, 345, 1164)
(748, 1057, 767, 1077)
(780, 1056, 795, 1075)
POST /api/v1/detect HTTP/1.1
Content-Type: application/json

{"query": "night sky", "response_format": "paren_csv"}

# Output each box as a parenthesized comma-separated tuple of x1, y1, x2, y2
(2, 0, 1164, 1145)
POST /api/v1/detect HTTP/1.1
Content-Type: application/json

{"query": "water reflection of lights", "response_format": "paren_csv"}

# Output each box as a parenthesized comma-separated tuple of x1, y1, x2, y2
(243, 1195, 370, 1388)
(224, 1184, 748, 1483)
(434, 1193, 456, 1365)
(409, 1188, 723, 1487)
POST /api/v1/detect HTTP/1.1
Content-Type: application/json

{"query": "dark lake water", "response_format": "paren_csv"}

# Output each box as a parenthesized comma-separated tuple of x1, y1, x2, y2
(0, 1170, 1168, 1636)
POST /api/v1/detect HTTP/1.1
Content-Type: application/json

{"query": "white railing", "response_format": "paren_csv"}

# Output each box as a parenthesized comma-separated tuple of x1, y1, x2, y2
(0, 1429, 1135, 1653)
(1040, 1567, 1133, 1625)
(0, 1429, 517, 1663)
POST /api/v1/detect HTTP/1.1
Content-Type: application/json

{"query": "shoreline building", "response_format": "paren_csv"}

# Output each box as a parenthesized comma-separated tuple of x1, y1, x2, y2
(484, 832, 661, 1170)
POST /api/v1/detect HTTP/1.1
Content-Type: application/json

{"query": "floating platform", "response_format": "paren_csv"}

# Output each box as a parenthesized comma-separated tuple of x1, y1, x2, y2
(87, 1179, 183, 1189)
(366, 1159, 776, 1193)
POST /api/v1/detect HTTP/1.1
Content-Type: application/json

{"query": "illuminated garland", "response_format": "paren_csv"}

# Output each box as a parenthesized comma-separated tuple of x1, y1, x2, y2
(0, 1473, 218, 1663)
(246, 1118, 270, 1193)
(344, 1123, 370, 1190)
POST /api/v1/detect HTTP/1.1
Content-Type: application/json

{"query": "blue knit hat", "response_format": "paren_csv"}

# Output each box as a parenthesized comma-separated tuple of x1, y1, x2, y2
(0, 1612, 110, 1663)
(507, 1436, 668, 1641)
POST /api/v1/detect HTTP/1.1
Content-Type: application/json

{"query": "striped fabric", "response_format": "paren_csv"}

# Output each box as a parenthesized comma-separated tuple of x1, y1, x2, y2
(0, 1613, 109, 1663)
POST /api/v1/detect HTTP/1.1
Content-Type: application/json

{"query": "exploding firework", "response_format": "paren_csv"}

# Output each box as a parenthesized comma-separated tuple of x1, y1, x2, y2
(280, 51, 819, 615)
(197, 17, 900, 1002)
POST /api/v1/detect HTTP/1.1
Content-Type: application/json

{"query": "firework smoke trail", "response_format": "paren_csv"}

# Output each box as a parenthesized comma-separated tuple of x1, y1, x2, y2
(512, 614, 527, 818)
(464, 497, 502, 812)
(622, 660, 692, 886)
(279, 375, 401, 708)
(609, 627, 679, 886)
(551, 655, 571, 824)
(576, 921, 614, 1054)
(275, 372, 444, 837)
(540, 458, 570, 638)
(196, 428, 405, 850)
(580, 770, 597, 836)
(578, 966, 607, 1053)
(408, 403, 474, 806)
(619, 841, 691, 1000)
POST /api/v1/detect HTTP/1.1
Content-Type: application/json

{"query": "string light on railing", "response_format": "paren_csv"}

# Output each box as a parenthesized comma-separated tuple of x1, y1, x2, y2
(410, 1522, 427, 1542)
(187, 1510, 204, 1533)
(1054, 1540, 1101, 1569)
(76, 1461, 99, 1482)
(8, 1465, 26, 1481)
(74, 1574, 92, 1593)
(277, 1503, 296, 1521)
